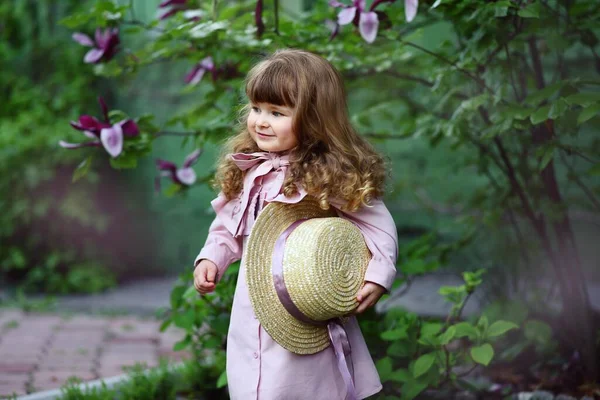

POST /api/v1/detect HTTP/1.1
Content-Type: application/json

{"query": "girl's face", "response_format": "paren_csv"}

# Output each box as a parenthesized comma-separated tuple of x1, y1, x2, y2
(247, 102, 298, 153)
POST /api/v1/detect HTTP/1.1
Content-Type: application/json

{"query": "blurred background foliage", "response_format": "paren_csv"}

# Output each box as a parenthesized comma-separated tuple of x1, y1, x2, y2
(2, 0, 600, 396)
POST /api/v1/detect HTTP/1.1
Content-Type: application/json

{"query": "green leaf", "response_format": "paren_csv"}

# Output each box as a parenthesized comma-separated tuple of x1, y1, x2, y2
(173, 336, 191, 351)
(487, 321, 519, 338)
(518, 2, 542, 18)
(183, 285, 199, 300)
(586, 164, 600, 176)
(577, 103, 600, 125)
(390, 369, 411, 383)
(439, 326, 456, 345)
(216, 370, 228, 388)
(530, 105, 551, 124)
(453, 322, 478, 339)
(109, 153, 138, 169)
(548, 99, 568, 119)
(565, 92, 600, 107)
(170, 286, 186, 309)
(421, 322, 443, 338)
(413, 352, 436, 378)
(525, 82, 566, 106)
(173, 309, 195, 330)
(539, 146, 555, 169)
(470, 343, 494, 366)
(400, 381, 427, 400)
(501, 104, 533, 120)
(381, 328, 408, 341)
(72, 156, 93, 183)
(376, 357, 393, 381)
(524, 320, 552, 344)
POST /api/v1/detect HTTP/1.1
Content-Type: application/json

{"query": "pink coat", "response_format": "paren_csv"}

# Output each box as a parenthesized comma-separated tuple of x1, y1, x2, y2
(196, 152, 398, 400)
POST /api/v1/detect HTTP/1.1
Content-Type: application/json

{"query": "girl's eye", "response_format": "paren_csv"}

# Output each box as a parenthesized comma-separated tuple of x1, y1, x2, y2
(251, 106, 260, 113)
(272, 111, 282, 117)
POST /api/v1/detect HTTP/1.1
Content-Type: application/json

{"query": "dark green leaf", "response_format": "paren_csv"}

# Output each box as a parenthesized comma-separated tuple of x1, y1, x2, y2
(381, 328, 409, 341)
(530, 105, 551, 124)
(413, 352, 436, 378)
(548, 99, 568, 119)
(586, 164, 600, 176)
(400, 381, 427, 400)
(170, 286, 186, 309)
(109, 153, 138, 169)
(453, 322, 478, 339)
(518, 2, 542, 18)
(376, 357, 393, 381)
(216, 370, 228, 388)
(173, 336, 191, 351)
(72, 156, 93, 183)
(565, 92, 600, 107)
(577, 103, 600, 125)
(439, 326, 456, 345)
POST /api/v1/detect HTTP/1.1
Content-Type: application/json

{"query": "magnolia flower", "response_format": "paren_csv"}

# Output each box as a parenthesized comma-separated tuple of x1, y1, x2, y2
(404, 0, 418, 22)
(72, 28, 120, 64)
(330, 0, 417, 43)
(158, 0, 198, 20)
(185, 57, 216, 85)
(59, 97, 139, 158)
(155, 149, 202, 191)
(255, 0, 265, 37)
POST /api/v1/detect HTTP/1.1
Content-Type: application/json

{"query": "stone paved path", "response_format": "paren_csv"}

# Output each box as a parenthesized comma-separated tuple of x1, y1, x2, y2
(0, 309, 189, 398)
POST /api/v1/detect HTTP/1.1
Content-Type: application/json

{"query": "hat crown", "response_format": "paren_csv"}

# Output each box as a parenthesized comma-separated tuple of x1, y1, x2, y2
(284, 218, 370, 321)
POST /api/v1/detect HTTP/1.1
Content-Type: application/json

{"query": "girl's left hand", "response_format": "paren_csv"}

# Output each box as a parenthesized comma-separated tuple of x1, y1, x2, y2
(355, 281, 386, 314)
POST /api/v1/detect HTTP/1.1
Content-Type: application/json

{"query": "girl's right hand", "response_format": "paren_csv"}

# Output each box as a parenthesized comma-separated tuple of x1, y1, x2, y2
(193, 259, 218, 294)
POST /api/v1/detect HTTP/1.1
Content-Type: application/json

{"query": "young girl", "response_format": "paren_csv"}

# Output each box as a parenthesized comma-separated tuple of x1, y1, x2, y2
(193, 49, 398, 400)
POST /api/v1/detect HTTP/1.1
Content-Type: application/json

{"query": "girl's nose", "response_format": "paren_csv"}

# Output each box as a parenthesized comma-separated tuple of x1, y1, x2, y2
(256, 117, 269, 128)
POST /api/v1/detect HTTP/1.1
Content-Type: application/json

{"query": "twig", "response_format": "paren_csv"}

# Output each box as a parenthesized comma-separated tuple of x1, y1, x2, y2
(401, 40, 497, 96)
(559, 152, 600, 212)
(273, 0, 280, 35)
(122, 19, 165, 34)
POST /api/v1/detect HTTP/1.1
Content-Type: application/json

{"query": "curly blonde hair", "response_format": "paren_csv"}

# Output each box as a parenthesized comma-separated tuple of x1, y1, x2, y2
(214, 49, 387, 212)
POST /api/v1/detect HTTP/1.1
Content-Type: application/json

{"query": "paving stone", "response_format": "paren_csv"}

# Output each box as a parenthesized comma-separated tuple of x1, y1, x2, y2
(37, 358, 96, 370)
(0, 384, 27, 397)
(0, 353, 40, 364)
(61, 316, 110, 330)
(102, 342, 156, 354)
(37, 363, 95, 373)
(96, 366, 127, 378)
(0, 363, 37, 374)
(0, 373, 30, 386)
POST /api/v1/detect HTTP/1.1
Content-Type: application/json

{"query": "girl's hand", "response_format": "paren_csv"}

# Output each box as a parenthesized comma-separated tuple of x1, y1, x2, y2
(355, 281, 386, 314)
(193, 259, 218, 295)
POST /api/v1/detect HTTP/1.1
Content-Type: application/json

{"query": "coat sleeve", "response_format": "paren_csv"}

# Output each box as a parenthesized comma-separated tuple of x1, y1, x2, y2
(194, 214, 243, 282)
(334, 198, 398, 291)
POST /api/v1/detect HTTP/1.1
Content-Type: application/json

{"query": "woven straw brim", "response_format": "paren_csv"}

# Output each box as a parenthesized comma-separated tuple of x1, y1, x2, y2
(245, 199, 370, 355)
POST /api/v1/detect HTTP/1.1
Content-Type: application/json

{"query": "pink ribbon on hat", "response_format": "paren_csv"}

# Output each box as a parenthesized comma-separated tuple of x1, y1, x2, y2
(272, 219, 357, 400)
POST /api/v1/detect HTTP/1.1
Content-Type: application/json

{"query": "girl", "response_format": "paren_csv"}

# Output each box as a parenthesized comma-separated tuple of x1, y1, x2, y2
(193, 49, 398, 400)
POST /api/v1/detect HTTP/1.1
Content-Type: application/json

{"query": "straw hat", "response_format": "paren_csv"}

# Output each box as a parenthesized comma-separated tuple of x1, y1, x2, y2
(245, 198, 370, 355)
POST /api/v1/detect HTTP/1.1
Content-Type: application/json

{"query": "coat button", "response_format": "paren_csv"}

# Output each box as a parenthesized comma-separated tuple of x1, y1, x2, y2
(253, 352, 259, 359)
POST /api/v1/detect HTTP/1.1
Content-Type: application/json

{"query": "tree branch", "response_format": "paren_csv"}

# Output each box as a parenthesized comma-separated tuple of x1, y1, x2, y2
(559, 152, 600, 212)
(401, 40, 497, 96)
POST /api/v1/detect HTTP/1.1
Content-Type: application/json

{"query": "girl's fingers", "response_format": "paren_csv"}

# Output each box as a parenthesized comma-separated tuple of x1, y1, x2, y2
(355, 292, 376, 314)
(356, 285, 374, 302)
(206, 266, 217, 283)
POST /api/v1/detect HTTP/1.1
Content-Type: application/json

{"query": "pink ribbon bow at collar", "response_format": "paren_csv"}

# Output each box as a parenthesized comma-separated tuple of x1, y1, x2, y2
(230, 151, 290, 172)
(231, 152, 291, 202)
